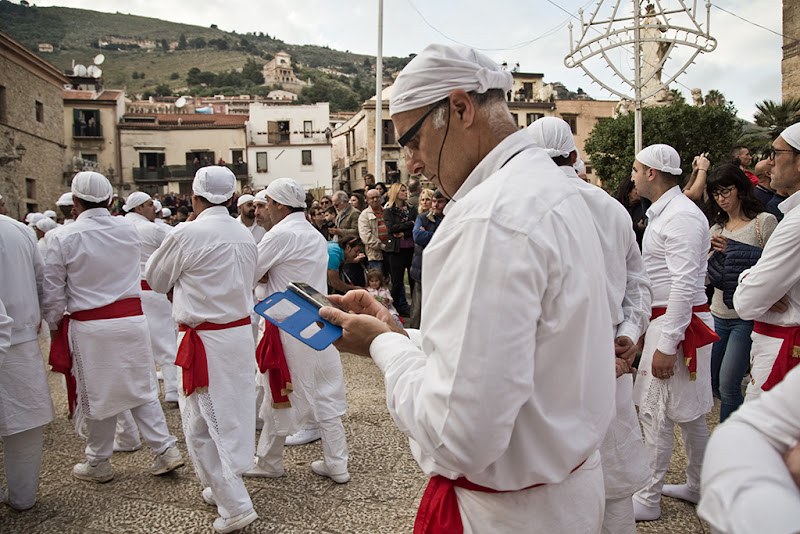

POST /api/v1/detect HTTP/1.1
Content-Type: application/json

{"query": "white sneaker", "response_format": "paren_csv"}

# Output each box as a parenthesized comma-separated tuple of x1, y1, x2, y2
(311, 460, 350, 484)
(243, 458, 284, 478)
(164, 390, 179, 403)
(73, 460, 114, 483)
(213, 509, 258, 533)
(150, 446, 184, 475)
(662, 484, 700, 504)
(633, 498, 661, 521)
(112, 440, 142, 453)
(285, 428, 321, 446)
(202, 487, 216, 506)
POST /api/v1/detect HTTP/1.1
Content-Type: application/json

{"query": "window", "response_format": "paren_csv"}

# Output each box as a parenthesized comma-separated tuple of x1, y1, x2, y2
(139, 152, 165, 169)
(304, 120, 313, 138)
(301, 150, 312, 166)
(232, 150, 244, 166)
(561, 114, 577, 134)
(73, 109, 102, 137)
(26, 178, 36, 198)
(82, 154, 98, 162)
(256, 152, 268, 173)
(35, 101, 43, 122)
(0, 86, 6, 122)
(523, 82, 534, 100)
(382, 119, 396, 145)
(267, 120, 290, 144)
(526, 113, 544, 126)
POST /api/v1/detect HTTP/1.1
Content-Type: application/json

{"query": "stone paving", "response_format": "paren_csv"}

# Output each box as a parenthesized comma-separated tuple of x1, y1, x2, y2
(1, 347, 716, 533)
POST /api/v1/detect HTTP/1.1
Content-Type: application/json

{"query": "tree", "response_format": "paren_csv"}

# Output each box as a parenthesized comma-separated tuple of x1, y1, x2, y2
(241, 57, 264, 84)
(669, 88, 686, 105)
(753, 98, 800, 140)
(153, 83, 172, 97)
(160, 38, 169, 52)
(177, 33, 187, 51)
(189, 37, 207, 49)
(585, 100, 742, 193)
(704, 89, 726, 107)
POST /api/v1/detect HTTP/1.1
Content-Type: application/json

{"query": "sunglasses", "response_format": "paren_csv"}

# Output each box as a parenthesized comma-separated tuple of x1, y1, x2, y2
(397, 98, 448, 148)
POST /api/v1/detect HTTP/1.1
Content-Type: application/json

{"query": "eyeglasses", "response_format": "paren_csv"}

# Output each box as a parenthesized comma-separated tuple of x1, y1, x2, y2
(397, 98, 448, 148)
(712, 186, 735, 199)
(768, 146, 797, 160)
(320, 199, 331, 206)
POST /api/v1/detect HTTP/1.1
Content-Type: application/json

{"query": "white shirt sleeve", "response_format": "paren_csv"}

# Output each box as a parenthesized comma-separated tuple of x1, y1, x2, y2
(698, 365, 800, 534)
(617, 236, 652, 342)
(145, 231, 184, 294)
(42, 234, 68, 326)
(0, 298, 13, 369)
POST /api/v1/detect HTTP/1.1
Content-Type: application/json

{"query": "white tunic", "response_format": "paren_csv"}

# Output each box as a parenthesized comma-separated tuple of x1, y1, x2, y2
(370, 130, 616, 491)
(41, 208, 157, 423)
(237, 215, 267, 244)
(254, 211, 346, 431)
(145, 205, 258, 475)
(698, 364, 800, 534)
(0, 215, 54, 436)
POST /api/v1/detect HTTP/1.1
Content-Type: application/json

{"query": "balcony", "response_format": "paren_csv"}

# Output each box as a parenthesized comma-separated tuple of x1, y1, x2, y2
(133, 163, 248, 182)
(73, 123, 104, 139)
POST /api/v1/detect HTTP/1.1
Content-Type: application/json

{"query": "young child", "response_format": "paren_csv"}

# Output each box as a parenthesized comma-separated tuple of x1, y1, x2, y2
(366, 269, 403, 326)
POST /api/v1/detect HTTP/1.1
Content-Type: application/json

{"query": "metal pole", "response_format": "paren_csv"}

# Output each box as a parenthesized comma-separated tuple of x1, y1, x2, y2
(633, 0, 643, 154)
(375, 0, 383, 185)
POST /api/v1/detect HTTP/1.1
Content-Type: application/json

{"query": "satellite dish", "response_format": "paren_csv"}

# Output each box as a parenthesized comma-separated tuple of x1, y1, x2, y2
(175, 96, 187, 108)
(74, 64, 87, 77)
(94, 54, 105, 65)
(92, 68, 103, 79)
(87, 65, 98, 77)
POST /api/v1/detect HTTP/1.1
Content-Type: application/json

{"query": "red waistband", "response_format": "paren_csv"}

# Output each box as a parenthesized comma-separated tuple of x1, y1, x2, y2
(754, 321, 800, 338)
(141, 280, 152, 291)
(650, 303, 711, 321)
(650, 303, 717, 380)
(70, 297, 143, 322)
(754, 321, 800, 392)
(178, 317, 251, 332)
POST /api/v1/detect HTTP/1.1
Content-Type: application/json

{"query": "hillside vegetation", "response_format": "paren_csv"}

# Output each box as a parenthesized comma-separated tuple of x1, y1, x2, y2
(0, 0, 410, 111)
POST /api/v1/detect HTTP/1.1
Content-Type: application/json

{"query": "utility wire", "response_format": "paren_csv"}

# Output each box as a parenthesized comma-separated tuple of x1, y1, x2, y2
(711, 2, 799, 42)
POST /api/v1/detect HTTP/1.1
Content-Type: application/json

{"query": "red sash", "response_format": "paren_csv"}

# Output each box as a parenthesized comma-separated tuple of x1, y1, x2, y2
(176, 317, 250, 396)
(651, 304, 719, 380)
(141, 280, 152, 291)
(414, 459, 587, 534)
(754, 321, 800, 392)
(255, 321, 293, 409)
(49, 298, 144, 416)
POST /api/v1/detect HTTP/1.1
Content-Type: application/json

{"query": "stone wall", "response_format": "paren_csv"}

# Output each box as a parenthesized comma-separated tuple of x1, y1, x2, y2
(783, 0, 800, 101)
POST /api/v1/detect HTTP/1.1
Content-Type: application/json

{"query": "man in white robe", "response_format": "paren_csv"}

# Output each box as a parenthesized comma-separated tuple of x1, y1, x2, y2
(41, 171, 182, 484)
(236, 193, 267, 244)
(528, 117, 652, 533)
(319, 44, 616, 532)
(733, 123, 800, 401)
(630, 144, 717, 520)
(145, 166, 259, 534)
(55, 192, 75, 225)
(244, 178, 348, 482)
(0, 213, 55, 510)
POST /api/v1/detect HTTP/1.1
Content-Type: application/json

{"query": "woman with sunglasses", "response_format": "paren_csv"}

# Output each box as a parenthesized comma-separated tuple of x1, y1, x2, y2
(704, 164, 778, 422)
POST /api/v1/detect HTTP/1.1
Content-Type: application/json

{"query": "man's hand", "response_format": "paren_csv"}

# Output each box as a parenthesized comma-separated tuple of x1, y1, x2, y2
(770, 295, 790, 314)
(651, 349, 676, 380)
(328, 227, 342, 236)
(615, 357, 631, 378)
(615, 336, 637, 368)
(784, 442, 800, 489)
(321, 291, 407, 357)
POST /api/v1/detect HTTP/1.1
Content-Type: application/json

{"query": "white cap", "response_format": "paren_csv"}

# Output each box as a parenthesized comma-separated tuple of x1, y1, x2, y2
(266, 178, 306, 208)
(161, 207, 172, 217)
(192, 166, 236, 204)
(389, 44, 513, 116)
(56, 192, 74, 206)
(123, 191, 151, 212)
(71, 171, 113, 203)
(43, 209, 57, 218)
(779, 122, 800, 151)
(253, 190, 269, 204)
(237, 194, 255, 207)
(36, 218, 58, 233)
(152, 199, 162, 212)
(527, 117, 576, 159)
(636, 144, 682, 176)
(27, 213, 44, 224)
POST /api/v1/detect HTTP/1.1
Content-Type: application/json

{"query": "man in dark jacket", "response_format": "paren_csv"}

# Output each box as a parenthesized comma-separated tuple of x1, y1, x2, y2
(408, 190, 447, 328)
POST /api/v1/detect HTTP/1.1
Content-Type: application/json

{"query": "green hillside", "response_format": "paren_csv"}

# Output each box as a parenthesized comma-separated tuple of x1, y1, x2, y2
(0, 0, 409, 111)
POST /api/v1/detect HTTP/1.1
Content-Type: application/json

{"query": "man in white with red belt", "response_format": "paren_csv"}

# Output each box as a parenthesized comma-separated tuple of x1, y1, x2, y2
(145, 166, 259, 534)
(42, 171, 183, 484)
(733, 122, 800, 401)
(528, 116, 652, 534)
(245, 178, 349, 483)
(319, 43, 616, 533)
(630, 145, 718, 521)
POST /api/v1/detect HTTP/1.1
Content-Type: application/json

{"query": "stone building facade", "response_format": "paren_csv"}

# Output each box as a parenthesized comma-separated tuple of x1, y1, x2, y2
(0, 30, 68, 220)
(783, 0, 800, 101)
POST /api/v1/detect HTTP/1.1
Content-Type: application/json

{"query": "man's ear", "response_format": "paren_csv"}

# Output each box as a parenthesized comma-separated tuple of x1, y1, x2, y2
(449, 89, 475, 128)
(570, 151, 578, 165)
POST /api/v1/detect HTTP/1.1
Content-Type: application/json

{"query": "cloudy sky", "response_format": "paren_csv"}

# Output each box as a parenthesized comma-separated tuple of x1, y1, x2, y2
(37, 0, 784, 121)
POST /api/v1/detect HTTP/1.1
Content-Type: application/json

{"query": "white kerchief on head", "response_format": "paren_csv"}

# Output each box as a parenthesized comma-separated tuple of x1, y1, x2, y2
(527, 117, 577, 159)
(56, 192, 74, 206)
(636, 144, 682, 176)
(389, 44, 513, 116)
(266, 178, 306, 208)
(72, 171, 113, 203)
(779, 122, 800, 151)
(43, 209, 57, 219)
(36, 218, 58, 233)
(253, 190, 269, 204)
(28, 213, 45, 225)
(152, 199, 162, 212)
(237, 194, 255, 207)
(161, 207, 171, 217)
(193, 166, 236, 204)
(123, 191, 151, 212)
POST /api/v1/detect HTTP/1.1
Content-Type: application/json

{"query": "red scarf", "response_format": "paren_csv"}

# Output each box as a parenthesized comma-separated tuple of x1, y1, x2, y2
(651, 304, 719, 380)
(176, 317, 250, 396)
(49, 298, 144, 415)
(754, 322, 800, 391)
(255, 321, 293, 408)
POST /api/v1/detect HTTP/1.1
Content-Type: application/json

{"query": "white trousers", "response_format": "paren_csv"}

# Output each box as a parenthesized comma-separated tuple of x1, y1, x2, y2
(85, 398, 175, 464)
(744, 332, 783, 403)
(141, 290, 178, 396)
(256, 415, 348, 474)
(602, 495, 636, 534)
(634, 412, 708, 506)
(2, 425, 44, 510)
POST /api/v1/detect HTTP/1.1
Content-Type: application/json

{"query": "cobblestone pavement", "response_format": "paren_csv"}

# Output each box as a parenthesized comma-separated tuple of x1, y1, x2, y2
(1, 347, 716, 533)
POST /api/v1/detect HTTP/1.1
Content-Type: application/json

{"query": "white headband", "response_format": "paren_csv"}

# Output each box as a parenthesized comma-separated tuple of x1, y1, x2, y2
(237, 194, 255, 207)
(779, 122, 800, 151)
(123, 191, 151, 212)
(266, 178, 306, 209)
(527, 117, 577, 159)
(636, 144, 682, 176)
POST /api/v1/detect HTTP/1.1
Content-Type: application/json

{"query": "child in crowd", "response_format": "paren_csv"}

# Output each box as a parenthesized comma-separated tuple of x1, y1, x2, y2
(366, 269, 403, 326)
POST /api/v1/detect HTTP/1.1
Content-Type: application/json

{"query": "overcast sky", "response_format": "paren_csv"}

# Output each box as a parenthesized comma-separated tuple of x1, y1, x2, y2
(36, 0, 784, 121)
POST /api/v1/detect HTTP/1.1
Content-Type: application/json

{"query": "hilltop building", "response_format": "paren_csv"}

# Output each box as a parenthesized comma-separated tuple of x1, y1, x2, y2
(0, 30, 68, 219)
(261, 51, 310, 94)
